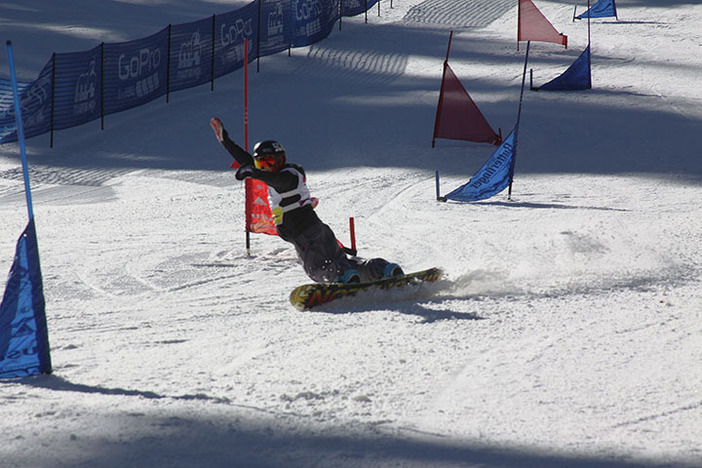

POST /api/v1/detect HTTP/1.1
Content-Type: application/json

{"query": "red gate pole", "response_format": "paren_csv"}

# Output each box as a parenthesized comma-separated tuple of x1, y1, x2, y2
(244, 38, 251, 255)
(349, 217, 356, 253)
(432, 31, 453, 148)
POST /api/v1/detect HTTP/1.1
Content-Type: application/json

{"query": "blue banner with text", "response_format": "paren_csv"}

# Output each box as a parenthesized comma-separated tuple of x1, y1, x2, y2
(0, 0, 380, 144)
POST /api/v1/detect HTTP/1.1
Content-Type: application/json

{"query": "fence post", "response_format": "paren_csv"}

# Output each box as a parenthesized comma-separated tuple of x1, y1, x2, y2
(166, 24, 172, 103)
(210, 14, 216, 91)
(100, 42, 105, 130)
(50, 53, 56, 148)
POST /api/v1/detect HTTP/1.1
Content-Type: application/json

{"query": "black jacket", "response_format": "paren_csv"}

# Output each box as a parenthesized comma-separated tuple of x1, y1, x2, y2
(221, 135, 320, 241)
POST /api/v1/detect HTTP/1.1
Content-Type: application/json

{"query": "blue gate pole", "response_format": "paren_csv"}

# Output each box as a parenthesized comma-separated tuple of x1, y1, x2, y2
(435, 170, 446, 202)
(6, 41, 35, 222)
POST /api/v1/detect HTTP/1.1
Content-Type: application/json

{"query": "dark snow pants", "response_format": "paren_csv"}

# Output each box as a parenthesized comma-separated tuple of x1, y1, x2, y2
(288, 221, 391, 283)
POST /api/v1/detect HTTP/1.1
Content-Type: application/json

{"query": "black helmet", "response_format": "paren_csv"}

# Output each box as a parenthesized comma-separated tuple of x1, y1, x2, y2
(252, 140, 286, 171)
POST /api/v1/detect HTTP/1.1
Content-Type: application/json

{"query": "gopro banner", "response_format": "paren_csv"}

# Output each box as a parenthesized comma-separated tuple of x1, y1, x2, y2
(0, 0, 383, 144)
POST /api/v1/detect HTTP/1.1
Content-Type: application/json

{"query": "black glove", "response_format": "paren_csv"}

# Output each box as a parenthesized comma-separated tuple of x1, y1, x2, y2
(235, 164, 254, 180)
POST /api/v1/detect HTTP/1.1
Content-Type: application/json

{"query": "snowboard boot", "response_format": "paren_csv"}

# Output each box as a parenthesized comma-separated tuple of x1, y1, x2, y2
(382, 263, 404, 279)
(210, 117, 226, 142)
(335, 268, 361, 284)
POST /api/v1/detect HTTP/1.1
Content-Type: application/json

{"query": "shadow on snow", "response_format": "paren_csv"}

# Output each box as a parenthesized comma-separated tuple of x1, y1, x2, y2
(10, 374, 694, 468)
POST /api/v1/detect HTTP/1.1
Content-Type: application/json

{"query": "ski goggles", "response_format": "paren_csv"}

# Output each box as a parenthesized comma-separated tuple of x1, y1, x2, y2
(254, 155, 277, 170)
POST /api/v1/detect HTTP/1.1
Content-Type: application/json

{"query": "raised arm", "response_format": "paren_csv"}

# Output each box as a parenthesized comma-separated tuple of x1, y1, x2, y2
(210, 117, 254, 167)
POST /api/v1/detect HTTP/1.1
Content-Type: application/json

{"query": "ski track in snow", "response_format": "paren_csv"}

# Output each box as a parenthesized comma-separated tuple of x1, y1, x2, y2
(404, 0, 514, 28)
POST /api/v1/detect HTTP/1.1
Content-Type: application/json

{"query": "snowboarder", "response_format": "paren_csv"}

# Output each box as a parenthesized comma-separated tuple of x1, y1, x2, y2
(210, 117, 403, 284)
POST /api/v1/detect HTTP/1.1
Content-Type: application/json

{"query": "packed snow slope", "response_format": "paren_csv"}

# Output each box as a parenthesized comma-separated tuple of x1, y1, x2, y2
(1, 0, 701, 467)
